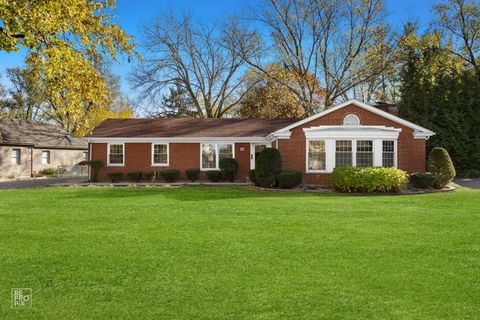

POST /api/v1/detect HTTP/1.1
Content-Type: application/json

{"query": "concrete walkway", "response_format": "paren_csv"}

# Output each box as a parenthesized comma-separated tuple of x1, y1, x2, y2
(0, 178, 88, 190)
(453, 178, 480, 189)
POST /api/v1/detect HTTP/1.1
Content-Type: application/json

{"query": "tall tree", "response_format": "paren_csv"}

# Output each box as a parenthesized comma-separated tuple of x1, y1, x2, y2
(0, 0, 135, 134)
(434, 0, 480, 74)
(146, 85, 197, 118)
(397, 27, 480, 176)
(236, 0, 389, 112)
(239, 64, 318, 118)
(131, 12, 259, 118)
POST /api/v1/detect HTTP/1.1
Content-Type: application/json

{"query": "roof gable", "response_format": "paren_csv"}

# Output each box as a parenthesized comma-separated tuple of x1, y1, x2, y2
(271, 99, 434, 137)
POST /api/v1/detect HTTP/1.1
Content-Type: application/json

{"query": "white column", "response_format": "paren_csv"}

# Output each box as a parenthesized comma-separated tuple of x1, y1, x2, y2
(373, 139, 383, 167)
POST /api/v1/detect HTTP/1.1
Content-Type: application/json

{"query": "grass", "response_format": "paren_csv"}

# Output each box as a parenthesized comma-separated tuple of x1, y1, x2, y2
(0, 186, 479, 319)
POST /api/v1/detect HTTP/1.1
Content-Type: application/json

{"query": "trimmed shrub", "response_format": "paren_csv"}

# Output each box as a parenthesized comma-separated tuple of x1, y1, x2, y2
(186, 168, 200, 182)
(255, 148, 282, 188)
(248, 169, 256, 184)
(40, 168, 56, 175)
(206, 170, 222, 182)
(127, 171, 142, 182)
(410, 172, 436, 189)
(143, 171, 156, 182)
(277, 170, 302, 189)
(427, 147, 456, 188)
(159, 170, 180, 183)
(331, 167, 408, 193)
(88, 160, 104, 182)
(107, 172, 123, 182)
(219, 158, 238, 182)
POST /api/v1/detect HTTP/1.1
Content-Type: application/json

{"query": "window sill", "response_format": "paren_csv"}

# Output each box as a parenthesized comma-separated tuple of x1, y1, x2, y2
(107, 164, 124, 167)
(151, 164, 169, 167)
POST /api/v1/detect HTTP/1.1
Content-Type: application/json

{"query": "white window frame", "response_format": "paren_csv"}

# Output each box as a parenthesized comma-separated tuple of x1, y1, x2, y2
(381, 140, 397, 168)
(83, 151, 89, 160)
(305, 139, 328, 173)
(41, 150, 51, 165)
(107, 143, 125, 167)
(200, 143, 235, 171)
(11, 148, 21, 165)
(151, 143, 169, 167)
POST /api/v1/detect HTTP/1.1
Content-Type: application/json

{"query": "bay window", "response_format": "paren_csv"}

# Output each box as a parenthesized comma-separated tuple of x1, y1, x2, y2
(356, 140, 373, 167)
(201, 143, 234, 170)
(152, 144, 169, 166)
(108, 144, 124, 166)
(335, 140, 352, 167)
(307, 140, 326, 171)
(382, 140, 395, 167)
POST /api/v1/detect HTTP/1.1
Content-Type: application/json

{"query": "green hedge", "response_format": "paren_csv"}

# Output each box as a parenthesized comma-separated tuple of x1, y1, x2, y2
(88, 160, 104, 182)
(219, 158, 238, 182)
(206, 170, 222, 182)
(143, 171, 155, 182)
(277, 171, 302, 189)
(40, 168, 56, 176)
(427, 147, 456, 188)
(410, 172, 436, 189)
(127, 171, 142, 182)
(159, 170, 180, 182)
(185, 169, 200, 182)
(248, 169, 256, 184)
(107, 172, 123, 182)
(331, 167, 408, 193)
(255, 148, 282, 188)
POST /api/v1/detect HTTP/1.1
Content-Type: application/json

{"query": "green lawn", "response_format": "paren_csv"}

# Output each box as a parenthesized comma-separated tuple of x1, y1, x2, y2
(0, 186, 479, 319)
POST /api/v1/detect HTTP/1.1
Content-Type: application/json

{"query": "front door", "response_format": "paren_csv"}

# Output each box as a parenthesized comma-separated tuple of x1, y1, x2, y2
(250, 144, 268, 169)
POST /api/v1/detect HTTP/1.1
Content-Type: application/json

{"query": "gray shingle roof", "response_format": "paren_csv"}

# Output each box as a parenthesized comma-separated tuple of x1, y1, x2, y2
(0, 119, 87, 149)
(87, 118, 300, 138)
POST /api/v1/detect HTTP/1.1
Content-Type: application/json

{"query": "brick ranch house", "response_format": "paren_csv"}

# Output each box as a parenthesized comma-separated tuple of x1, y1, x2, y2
(86, 100, 434, 185)
(0, 119, 88, 179)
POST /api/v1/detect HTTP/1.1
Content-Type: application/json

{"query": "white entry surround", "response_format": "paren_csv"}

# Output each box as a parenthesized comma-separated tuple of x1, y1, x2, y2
(303, 118, 401, 173)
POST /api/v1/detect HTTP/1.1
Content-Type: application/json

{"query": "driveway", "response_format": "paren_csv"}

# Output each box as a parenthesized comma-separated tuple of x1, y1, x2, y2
(453, 178, 480, 189)
(0, 178, 88, 190)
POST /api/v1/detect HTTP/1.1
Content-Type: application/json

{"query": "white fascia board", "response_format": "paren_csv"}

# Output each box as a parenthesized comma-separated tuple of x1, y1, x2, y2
(303, 125, 401, 139)
(266, 131, 292, 140)
(87, 137, 270, 143)
(271, 99, 435, 137)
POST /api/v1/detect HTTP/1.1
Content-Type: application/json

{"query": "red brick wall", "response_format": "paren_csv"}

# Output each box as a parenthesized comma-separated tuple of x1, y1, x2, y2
(91, 142, 251, 181)
(276, 103, 426, 185)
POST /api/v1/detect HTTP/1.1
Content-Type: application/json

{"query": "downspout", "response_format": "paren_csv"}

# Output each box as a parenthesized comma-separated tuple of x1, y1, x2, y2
(30, 147, 33, 177)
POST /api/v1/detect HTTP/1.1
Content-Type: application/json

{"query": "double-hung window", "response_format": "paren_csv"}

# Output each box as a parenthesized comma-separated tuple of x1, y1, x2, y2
(382, 140, 395, 167)
(201, 143, 233, 170)
(11, 148, 21, 165)
(335, 140, 352, 167)
(356, 140, 373, 167)
(152, 144, 168, 166)
(42, 151, 50, 165)
(307, 140, 326, 171)
(108, 144, 124, 166)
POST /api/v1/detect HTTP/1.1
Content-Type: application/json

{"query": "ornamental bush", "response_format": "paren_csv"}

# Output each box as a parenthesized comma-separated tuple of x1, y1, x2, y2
(40, 168, 56, 176)
(159, 169, 180, 183)
(143, 171, 155, 182)
(107, 172, 123, 183)
(248, 169, 256, 184)
(427, 147, 456, 188)
(206, 170, 222, 182)
(127, 171, 142, 182)
(255, 148, 282, 188)
(410, 172, 436, 189)
(219, 158, 238, 182)
(88, 160, 104, 182)
(186, 168, 200, 182)
(277, 170, 302, 189)
(331, 167, 408, 193)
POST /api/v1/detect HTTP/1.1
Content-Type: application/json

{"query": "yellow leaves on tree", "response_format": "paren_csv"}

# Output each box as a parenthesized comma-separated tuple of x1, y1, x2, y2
(0, 0, 136, 136)
(239, 64, 324, 119)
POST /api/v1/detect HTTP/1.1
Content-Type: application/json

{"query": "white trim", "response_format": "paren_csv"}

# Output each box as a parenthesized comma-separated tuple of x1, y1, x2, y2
(151, 143, 169, 167)
(107, 143, 124, 167)
(272, 99, 435, 138)
(250, 143, 270, 169)
(303, 125, 401, 140)
(200, 143, 235, 171)
(87, 137, 269, 144)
